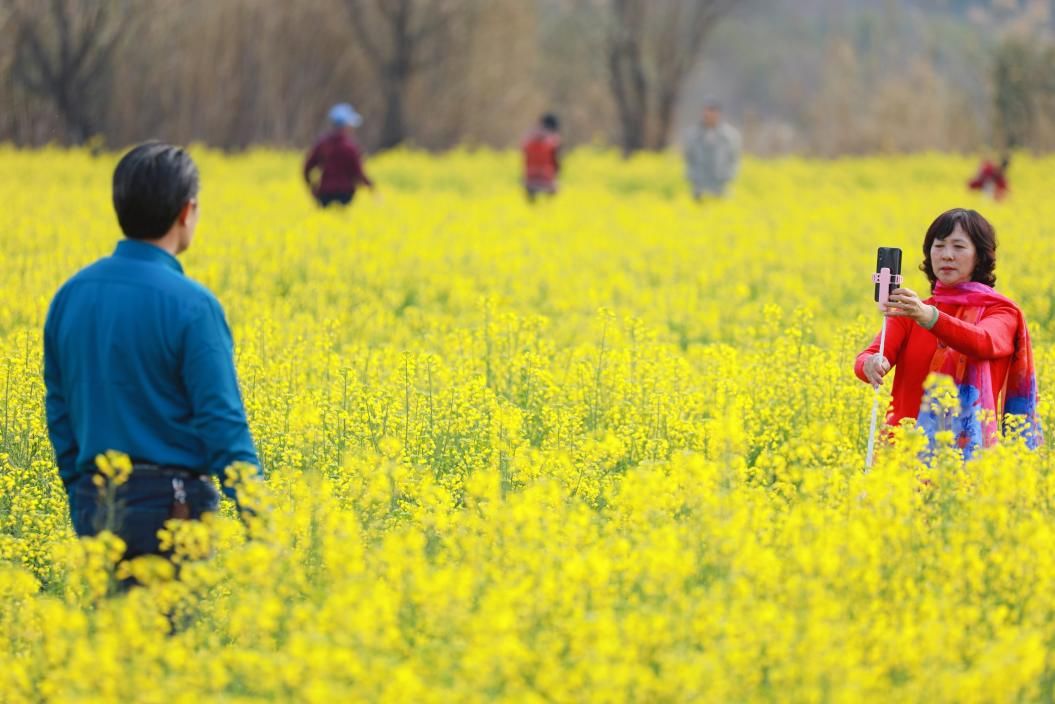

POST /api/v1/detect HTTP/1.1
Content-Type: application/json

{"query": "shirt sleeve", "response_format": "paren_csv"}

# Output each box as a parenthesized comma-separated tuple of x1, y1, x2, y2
(854, 317, 911, 384)
(727, 126, 743, 178)
(682, 131, 695, 161)
(43, 308, 79, 485)
(181, 298, 261, 497)
(350, 144, 372, 188)
(930, 303, 1017, 360)
(968, 162, 992, 190)
(303, 142, 322, 184)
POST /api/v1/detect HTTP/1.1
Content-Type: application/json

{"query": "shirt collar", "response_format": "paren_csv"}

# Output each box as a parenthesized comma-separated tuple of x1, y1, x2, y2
(113, 239, 184, 274)
(330, 129, 355, 145)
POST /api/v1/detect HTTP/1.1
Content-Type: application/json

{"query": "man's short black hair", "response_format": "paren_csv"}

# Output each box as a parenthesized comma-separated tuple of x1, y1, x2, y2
(113, 142, 199, 240)
(541, 113, 559, 131)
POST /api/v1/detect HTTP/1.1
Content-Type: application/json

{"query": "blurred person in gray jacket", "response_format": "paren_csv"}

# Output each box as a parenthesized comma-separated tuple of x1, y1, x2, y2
(683, 100, 742, 200)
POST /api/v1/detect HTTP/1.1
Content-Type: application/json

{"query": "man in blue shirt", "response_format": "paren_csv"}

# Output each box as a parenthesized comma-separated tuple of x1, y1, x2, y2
(44, 142, 260, 560)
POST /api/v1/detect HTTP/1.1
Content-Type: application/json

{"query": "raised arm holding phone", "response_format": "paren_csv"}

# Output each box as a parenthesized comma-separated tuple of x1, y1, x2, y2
(855, 208, 1041, 460)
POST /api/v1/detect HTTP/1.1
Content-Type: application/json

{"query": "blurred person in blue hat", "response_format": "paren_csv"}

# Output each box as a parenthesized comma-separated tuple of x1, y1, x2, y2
(304, 103, 374, 207)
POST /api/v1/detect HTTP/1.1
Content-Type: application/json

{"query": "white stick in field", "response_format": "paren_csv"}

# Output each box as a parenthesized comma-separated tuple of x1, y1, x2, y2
(866, 267, 893, 470)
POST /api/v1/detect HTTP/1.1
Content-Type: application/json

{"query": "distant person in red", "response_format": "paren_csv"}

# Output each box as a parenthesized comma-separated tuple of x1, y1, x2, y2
(304, 103, 374, 207)
(967, 154, 1010, 201)
(521, 113, 561, 202)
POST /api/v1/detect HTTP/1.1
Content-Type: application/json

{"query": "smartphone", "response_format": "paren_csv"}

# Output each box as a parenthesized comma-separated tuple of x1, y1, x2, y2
(874, 247, 902, 302)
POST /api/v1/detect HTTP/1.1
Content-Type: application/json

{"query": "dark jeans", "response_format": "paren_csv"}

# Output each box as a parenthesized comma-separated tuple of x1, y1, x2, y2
(67, 472, 220, 559)
(316, 191, 355, 207)
(525, 182, 556, 203)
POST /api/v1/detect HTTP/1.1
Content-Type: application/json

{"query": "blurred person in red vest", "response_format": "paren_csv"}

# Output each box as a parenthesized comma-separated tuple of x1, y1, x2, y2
(967, 154, 1010, 202)
(304, 103, 374, 207)
(522, 113, 561, 202)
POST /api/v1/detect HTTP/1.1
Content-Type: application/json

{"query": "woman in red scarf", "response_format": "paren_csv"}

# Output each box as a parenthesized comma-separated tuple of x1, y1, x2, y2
(855, 208, 1041, 457)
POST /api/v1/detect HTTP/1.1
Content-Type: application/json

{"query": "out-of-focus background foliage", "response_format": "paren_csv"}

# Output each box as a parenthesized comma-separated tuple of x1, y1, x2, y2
(3, 0, 1055, 155)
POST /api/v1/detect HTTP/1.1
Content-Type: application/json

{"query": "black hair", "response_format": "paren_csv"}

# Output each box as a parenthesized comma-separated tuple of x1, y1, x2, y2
(112, 142, 199, 240)
(541, 113, 559, 131)
(919, 208, 997, 290)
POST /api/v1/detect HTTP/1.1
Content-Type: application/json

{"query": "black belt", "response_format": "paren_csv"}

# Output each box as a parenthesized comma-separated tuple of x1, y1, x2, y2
(128, 462, 209, 481)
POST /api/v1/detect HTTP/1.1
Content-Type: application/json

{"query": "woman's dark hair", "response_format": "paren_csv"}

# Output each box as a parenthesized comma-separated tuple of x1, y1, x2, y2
(919, 208, 997, 290)
(541, 113, 559, 131)
(112, 142, 199, 240)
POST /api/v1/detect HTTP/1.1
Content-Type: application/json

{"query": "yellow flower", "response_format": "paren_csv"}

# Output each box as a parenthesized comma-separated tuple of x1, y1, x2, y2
(94, 450, 133, 486)
(3, 147, 1055, 701)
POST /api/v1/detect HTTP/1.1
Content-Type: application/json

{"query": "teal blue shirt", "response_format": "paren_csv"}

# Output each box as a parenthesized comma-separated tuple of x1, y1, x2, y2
(43, 240, 259, 490)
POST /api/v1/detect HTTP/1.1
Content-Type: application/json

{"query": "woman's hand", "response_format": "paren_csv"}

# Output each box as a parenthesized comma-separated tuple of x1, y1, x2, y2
(863, 353, 891, 388)
(885, 287, 934, 326)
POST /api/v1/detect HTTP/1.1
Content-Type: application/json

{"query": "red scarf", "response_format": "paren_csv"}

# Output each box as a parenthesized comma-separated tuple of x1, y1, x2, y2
(919, 282, 1041, 455)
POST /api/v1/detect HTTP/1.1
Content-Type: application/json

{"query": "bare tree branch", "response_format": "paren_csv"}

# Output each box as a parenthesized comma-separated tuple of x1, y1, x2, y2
(604, 0, 736, 154)
(9, 0, 135, 143)
(67, 3, 107, 78)
(409, 2, 476, 72)
(341, 0, 474, 149)
(51, 0, 71, 81)
(344, 0, 387, 66)
(13, 17, 55, 93)
(375, 0, 403, 25)
(607, 0, 648, 154)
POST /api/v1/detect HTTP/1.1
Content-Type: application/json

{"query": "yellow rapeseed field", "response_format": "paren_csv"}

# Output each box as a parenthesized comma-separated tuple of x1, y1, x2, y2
(1, 147, 1054, 703)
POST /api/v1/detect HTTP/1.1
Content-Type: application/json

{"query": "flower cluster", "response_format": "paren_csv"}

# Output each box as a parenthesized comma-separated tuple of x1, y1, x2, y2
(0, 147, 1053, 701)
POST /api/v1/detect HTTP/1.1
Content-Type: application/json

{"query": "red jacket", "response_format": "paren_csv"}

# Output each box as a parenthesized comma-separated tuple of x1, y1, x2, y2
(304, 131, 372, 195)
(855, 299, 1018, 425)
(522, 130, 560, 185)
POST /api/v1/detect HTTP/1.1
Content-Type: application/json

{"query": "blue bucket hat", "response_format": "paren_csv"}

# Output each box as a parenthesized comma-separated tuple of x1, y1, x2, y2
(329, 103, 363, 127)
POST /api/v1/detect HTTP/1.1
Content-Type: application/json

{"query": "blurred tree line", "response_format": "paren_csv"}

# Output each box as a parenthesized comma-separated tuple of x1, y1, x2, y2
(692, 0, 1055, 155)
(1, 0, 1055, 154)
